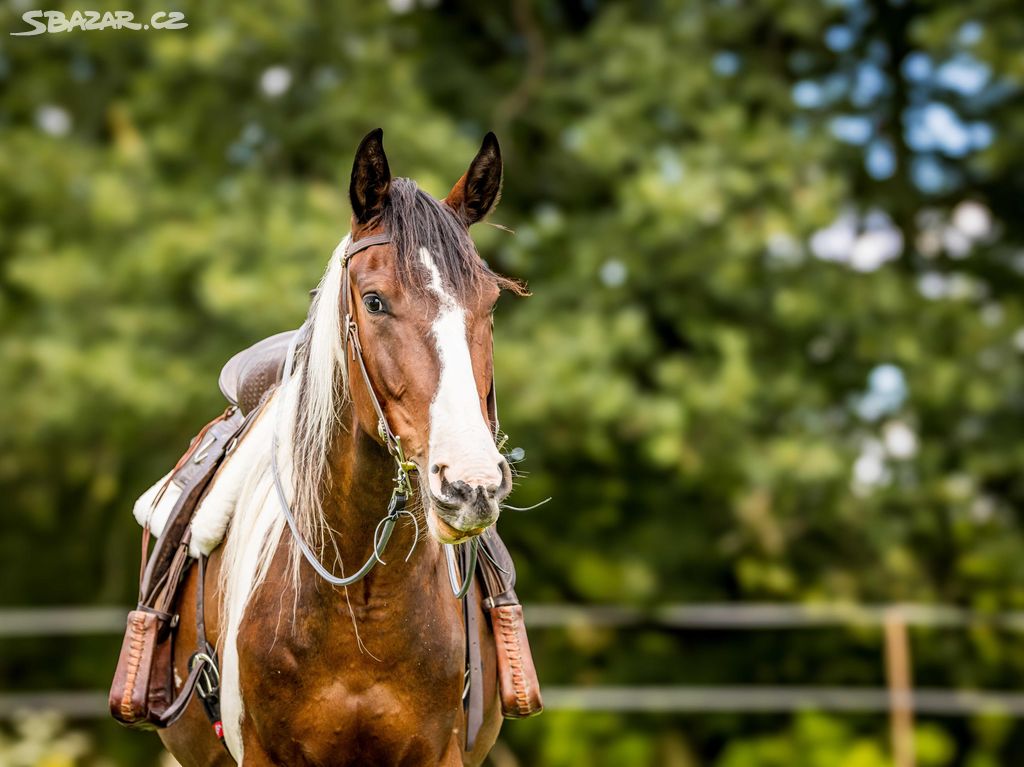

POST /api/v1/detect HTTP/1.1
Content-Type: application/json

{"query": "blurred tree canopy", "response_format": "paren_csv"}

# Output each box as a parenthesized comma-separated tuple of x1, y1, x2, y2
(2, 0, 1024, 764)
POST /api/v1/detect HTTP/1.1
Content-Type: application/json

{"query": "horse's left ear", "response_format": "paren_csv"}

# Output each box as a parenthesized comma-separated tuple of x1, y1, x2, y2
(444, 132, 502, 226)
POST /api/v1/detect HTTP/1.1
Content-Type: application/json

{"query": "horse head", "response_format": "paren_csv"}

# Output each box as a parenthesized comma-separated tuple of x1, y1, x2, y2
(343, 128, 524, 544)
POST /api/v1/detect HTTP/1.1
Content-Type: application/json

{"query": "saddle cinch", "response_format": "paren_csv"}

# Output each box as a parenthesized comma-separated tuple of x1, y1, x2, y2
(109, 330, 543, 740)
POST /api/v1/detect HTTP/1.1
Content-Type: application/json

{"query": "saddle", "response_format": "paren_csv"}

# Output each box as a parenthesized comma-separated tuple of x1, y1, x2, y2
(217, 329, 295, 416)
(110, 331, 542, 746)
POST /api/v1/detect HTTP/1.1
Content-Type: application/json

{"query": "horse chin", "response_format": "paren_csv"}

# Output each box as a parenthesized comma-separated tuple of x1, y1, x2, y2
(425, 506, 490, 544)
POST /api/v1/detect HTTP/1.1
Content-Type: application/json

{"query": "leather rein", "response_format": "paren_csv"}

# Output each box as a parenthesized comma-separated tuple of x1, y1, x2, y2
(270, 231, 484, 597)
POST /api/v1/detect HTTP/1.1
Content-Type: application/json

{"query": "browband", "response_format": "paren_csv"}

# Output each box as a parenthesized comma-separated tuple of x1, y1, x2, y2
(344, 231, 392, 263)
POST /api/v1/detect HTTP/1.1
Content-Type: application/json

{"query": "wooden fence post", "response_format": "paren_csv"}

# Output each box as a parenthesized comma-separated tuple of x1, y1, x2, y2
(885, 607, 915, 767)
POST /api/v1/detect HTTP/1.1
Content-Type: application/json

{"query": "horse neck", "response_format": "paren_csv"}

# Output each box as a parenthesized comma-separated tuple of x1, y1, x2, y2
(315, 404, 441, 595)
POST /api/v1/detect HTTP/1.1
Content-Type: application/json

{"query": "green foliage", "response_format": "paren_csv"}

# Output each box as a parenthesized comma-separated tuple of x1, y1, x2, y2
(3, 0, 1024, 764)
(0, 713, 110, 767)
(716, 713, 955, 767)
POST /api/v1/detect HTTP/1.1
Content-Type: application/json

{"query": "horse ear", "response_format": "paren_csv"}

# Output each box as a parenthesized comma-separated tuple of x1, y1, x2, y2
(445, 132, 502, 226)
(349, 128, 391, 224)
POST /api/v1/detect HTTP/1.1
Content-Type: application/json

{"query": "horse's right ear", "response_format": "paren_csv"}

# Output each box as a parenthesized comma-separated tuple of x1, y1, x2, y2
(349, 128, 391, 224)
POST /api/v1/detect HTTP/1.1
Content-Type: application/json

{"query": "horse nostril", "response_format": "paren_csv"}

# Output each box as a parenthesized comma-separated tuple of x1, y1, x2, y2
(493, 460, 512, 501)
(442, 479, 472, 502)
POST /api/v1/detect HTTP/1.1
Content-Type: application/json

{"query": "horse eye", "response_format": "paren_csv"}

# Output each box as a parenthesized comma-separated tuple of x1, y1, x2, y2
(363, 294, 386, 314)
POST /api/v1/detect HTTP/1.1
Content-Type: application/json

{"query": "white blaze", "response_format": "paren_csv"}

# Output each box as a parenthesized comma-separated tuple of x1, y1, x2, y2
(417, 247, 503, 500)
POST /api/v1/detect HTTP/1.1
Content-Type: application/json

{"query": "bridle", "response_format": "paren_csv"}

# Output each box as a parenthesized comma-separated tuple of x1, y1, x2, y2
(270, 231, 490, 597)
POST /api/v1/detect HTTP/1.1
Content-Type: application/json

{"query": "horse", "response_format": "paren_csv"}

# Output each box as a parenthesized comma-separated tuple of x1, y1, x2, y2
(158, 128, 529, 766)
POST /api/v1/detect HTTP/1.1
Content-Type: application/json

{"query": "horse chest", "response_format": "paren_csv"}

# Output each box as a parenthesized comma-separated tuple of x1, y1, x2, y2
(237, 587, 466, 765)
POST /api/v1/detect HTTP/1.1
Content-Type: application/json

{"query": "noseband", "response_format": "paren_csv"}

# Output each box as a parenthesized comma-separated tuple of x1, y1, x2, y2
(270, 232, 481, 596)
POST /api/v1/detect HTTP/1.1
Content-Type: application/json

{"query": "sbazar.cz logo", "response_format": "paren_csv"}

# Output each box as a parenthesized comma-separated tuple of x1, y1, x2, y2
(11, 10, 188, 35)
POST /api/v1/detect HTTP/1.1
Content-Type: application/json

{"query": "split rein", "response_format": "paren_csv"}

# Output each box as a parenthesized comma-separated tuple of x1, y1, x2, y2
(269, 232, 478, 598)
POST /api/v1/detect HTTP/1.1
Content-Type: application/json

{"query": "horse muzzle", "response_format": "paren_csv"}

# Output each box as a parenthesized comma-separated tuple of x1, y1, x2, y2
(425, 461, 511, 543)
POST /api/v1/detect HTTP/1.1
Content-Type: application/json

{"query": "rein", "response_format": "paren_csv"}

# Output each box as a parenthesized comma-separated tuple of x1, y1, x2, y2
(270, 232, 478, 596)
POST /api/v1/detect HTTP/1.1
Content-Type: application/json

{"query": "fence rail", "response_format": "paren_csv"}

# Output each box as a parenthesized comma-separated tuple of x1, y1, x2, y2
(3, 604, 1023, 724)
(5, 602, 1024, 637)
(0, 607, 128, 637)
(523, 602, 1024, 630)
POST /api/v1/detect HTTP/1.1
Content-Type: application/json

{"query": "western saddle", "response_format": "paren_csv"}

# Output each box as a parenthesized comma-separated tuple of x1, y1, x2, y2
(218, 329, 296, 416)
(110, 328, 543, 753)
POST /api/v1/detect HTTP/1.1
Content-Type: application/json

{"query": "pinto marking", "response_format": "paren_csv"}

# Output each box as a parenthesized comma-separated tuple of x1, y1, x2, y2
(417, 247, 504, 513)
